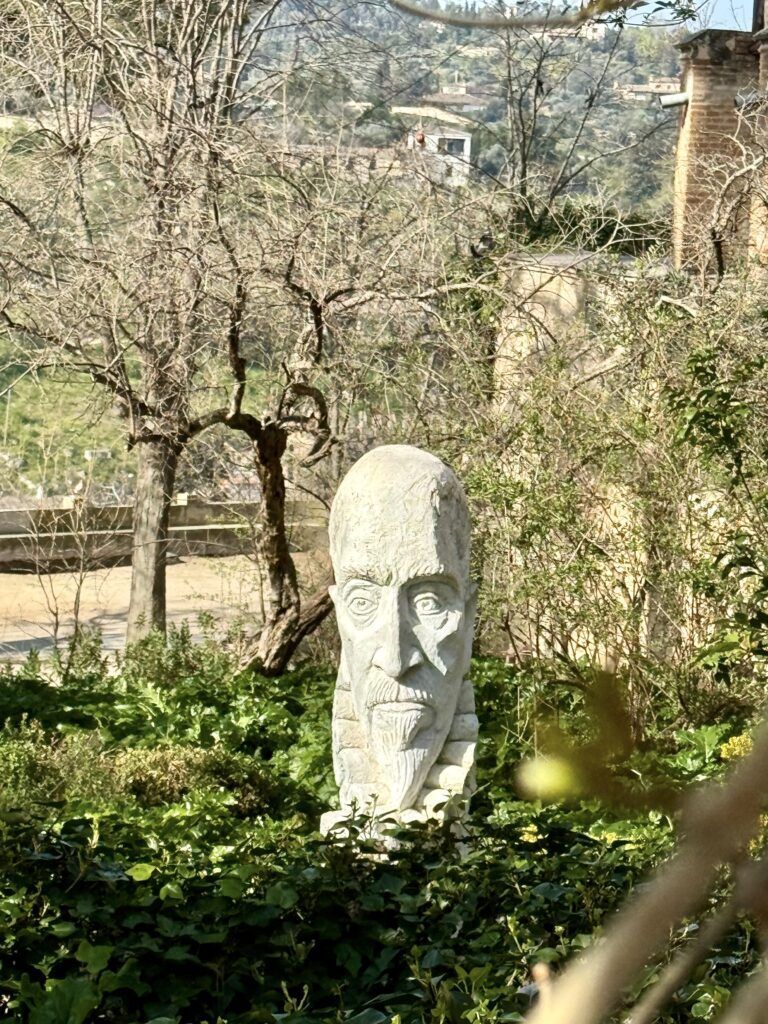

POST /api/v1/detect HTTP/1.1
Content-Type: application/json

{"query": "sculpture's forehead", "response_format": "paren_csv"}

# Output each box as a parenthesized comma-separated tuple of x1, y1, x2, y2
(335, 557, 451, 587)
(332, 500, 464, 586)
(329, 446, 470, 589)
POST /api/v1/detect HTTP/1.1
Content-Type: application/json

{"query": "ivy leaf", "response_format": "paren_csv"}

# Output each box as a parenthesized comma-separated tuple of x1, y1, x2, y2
(50, 922, 77, 938)
(28, 978, 100, 1024)
(264, 881, 299, 908)
(126, 863, 156, 881)
(218, 876, 245, 899)
(98, 958, 150, 996)
(76, 940, 113, 975)
(159, 881, 183, 901)
(336, 942, 362, 974)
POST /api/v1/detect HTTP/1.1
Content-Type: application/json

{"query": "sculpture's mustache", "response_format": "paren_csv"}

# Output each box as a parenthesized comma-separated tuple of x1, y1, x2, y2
(364, 673, 436, 709)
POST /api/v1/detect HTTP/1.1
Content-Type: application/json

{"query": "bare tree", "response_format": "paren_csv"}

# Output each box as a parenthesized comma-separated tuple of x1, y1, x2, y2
(0, 0, 490, 661)
(0, 0, 302, 640)
(203, 144, 491, 673)
(0, 0, 410, 647)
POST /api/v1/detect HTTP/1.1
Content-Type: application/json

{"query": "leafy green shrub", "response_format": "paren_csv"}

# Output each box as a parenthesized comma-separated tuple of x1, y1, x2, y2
(0, 718, 45, 808)
(0, 635, 759, 1022)
(197, 746, 279, 816)
(110, 744, 277, 812)
(109, 744, 211, 805)
(0, 719, 114, 809)
(0, 723, 282, 815)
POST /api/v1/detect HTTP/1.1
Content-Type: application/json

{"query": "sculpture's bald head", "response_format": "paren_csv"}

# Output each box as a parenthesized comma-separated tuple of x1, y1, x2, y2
(329, 445, 470, 592)
(328, 445, 474, 813)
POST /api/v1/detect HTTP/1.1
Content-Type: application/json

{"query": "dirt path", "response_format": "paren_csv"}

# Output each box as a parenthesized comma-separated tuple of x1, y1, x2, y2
(0, 555, 323, 659)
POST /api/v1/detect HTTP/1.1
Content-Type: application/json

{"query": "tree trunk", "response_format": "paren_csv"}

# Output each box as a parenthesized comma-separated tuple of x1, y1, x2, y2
(251, 578, 334, 676)
(127, 438, 178, 643)
(247, 422, 332, 675)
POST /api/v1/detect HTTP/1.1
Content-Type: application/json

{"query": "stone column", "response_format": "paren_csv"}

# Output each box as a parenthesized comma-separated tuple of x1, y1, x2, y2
(747, 31, 768, 263)
(672, 30, 757, 273)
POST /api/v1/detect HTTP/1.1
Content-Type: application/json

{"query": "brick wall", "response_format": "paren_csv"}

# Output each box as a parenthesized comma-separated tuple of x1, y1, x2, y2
(747, 32, 768, 261)
(672, 30, 757, 273)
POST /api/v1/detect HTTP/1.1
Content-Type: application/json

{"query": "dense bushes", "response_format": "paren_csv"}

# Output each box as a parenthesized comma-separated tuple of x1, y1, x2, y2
(0, 729, 276, 812)
(0, 630, 760, 1023)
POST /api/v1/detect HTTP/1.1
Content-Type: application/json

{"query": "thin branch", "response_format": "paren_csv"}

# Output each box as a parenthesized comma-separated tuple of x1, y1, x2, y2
(388, 0, 636, 31)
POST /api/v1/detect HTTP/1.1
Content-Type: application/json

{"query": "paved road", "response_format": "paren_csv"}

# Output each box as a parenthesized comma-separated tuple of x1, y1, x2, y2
(0, 555, 324, 660)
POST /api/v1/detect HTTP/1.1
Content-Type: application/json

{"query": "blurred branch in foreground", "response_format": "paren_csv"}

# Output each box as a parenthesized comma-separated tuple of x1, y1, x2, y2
(388, 0, 692, 31)
(522, 718, 768, 1024)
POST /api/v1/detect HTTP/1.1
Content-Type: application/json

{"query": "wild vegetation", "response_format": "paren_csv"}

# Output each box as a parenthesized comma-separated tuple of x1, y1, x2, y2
(0, 631, 762, 1023)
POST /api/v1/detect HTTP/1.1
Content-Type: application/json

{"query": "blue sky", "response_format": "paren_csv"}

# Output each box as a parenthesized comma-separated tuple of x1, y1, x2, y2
(625, 0, 753, 30)
(695, 0, 750, 28)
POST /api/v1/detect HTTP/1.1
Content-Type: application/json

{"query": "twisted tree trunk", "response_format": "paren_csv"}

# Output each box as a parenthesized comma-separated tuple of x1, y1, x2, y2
(243, 420, 332, 675)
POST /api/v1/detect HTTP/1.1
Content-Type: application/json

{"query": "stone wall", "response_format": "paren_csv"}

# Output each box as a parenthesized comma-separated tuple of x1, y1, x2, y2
(494, 256, 649, 670)
(494, 257, 730, 672)
(0, 497, 328, 571)
(494, 252, 602, 397)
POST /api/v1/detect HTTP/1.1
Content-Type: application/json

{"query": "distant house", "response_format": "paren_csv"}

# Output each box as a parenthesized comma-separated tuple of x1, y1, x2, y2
(420, 78, 491, 113)
(406, 122, 472, 186)
(391, 103, 473, 128)
(459, 45, 498, 59)
(530, 21, 607, 42)
(419, 90, 487, 113)
(612, 76, 679, 104)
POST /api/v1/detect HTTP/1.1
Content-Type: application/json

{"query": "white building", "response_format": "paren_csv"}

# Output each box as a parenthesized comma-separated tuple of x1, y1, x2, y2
(612, 76, 680, 104)
(406, 123, 472, 186)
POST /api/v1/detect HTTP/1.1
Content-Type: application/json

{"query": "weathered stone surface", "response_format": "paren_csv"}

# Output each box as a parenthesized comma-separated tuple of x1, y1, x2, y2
(320, 444, 477, 836)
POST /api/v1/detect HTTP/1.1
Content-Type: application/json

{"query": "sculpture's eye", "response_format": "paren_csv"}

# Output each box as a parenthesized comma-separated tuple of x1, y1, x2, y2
(412, 592, 444, 616)
(345, 586, 379, 620)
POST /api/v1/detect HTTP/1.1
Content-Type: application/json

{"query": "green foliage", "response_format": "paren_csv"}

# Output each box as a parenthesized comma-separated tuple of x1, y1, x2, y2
(664, 294, 768, 701)
(0, 636, 759, 1022)
(0, 358, 129, 498)
(668, 344, 763, 484)
(428, 270, 768, 747)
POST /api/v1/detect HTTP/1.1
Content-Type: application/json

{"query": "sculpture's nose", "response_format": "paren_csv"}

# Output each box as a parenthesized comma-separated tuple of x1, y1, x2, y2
(371, 587, 423, 679)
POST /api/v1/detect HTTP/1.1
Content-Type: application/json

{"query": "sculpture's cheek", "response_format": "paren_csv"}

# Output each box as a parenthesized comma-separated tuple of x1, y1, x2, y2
(336, 608, 382, 655)
(414, 612, 465, 674)
(434, 609, 464, 644)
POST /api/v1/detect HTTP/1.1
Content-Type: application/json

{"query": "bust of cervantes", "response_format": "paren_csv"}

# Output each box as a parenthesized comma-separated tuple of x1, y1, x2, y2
(320, 445, 478, 835)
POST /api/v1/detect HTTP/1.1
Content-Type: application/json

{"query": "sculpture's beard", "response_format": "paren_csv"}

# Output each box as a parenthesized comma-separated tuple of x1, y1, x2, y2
(369, 701, 435, 810)
(351, 665, 457, 811)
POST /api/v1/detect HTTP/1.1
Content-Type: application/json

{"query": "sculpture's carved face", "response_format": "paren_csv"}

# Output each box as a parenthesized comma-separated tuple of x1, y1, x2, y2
(331, 538, 472, 811)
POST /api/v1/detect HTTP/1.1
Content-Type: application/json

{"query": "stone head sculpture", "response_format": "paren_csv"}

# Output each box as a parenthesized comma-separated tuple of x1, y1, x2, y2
(320, 445, 478, 834)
